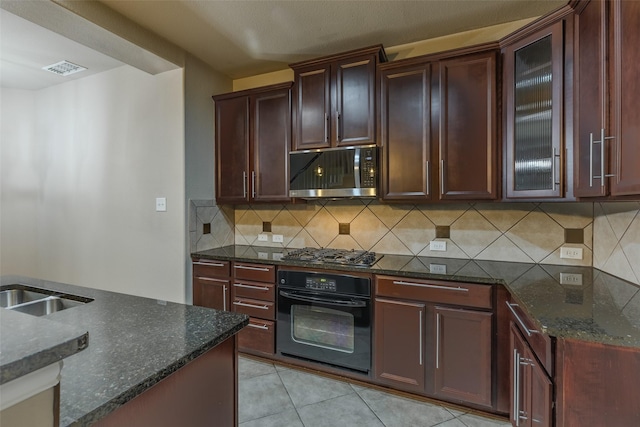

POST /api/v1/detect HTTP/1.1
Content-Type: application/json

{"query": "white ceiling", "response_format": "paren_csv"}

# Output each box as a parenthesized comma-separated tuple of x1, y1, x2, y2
(0, 8, 124, 91)
(0, 0, 567, 90)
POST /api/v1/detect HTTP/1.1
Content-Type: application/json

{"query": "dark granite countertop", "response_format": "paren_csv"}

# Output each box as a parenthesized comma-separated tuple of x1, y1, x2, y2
(0, 306, 88, 385)
(0, 276, 248, 427)
(193, 245, 640, 348)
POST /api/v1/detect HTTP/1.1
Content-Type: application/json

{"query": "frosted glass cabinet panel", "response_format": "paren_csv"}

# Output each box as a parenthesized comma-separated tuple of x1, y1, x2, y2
(504, 21, 564, 198)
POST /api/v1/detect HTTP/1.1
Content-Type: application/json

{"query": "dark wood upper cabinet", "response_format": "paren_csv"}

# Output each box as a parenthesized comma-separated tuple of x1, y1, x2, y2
(214, 82, 292, 204)
(503, 21, 566, 199)
(574, 0, 640, 197)
(433, 306, 493, 408)
(437, 50, 499, 200)
(379, 61, 432, 201)
(290, 45, 386, 150)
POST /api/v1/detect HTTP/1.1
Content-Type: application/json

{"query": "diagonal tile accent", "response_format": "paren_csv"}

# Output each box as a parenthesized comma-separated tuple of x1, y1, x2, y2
(419, 203, 470, 226)
(325, 199, 367, 223)
(506, 209, 564, 263)
(289, 229, 318, 249)
(272, 209, 304, 247)
(305, 208, 339, 247)
(287, 203, 323, 227)
(475, 203, 536, 233)
(602, 202, 640, 240)
(620, 213, 640, 284)
(540, 202, 593, 229)
(475, 235, 534, 263)
(350, 208, 388, 250)
(367, 201, 413, 229)
(450, 210, 501, 259)
(390, 210, 435, 254)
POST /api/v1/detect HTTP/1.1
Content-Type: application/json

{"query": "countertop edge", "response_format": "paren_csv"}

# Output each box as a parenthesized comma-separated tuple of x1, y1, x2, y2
(72, 318, 248, 427)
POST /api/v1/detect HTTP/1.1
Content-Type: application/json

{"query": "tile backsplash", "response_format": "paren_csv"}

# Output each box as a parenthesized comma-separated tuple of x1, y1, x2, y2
(593, 202, 640, 285)
(231, 201, 594, 266)
(190, 199, 640, 284)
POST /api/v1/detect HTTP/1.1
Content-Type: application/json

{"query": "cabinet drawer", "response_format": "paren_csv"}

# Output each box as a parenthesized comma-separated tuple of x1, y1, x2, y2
(505, 300, 553, 376)
(233, 262, 275, 283)
(232, 297, 276, 320)
(193, 259, 230, 278)
(375, 276, 492, 309)
(238, 318, 275, 355)
(233, 280, 275, 302)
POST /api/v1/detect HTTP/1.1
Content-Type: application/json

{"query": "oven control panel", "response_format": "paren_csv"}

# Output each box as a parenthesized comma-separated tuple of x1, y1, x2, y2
(305, 277, 337, 292)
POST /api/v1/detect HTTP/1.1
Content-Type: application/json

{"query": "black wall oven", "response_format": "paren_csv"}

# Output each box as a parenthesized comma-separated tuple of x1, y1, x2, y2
(276, 269, 372, 375)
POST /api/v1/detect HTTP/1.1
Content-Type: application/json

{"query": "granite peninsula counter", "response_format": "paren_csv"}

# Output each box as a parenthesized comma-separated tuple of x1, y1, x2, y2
(0, 276, 248, 426)
(193, 245, 640, 348)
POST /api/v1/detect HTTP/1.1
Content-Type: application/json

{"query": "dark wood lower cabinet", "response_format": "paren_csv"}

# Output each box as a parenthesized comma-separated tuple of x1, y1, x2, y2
(434, 306, 493, 407)
(94, 336, 238, 427)
(193, 276, 230, 312)
(374, 298, 426, 393)
(510, 323, 552, 427)
(556, 338, 640, 427)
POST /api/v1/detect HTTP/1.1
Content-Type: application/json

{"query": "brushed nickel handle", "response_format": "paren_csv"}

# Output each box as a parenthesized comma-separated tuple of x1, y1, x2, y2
(552, 148, 560, 187)
(600, 128, 605, 188)
(242, 171, 247, 198)
(233, 301, 269, 310)
(440, 159, 445, 196)
(419, 309, 423, 366)
(426, 160, 430, 196)
(505, 302, 539, 336)
(513, 349, 519, 426)
(337, 111, 341, 141)
(223, 286, 227, 311)
(234, 283, 269, 291)
(392, 280, 469, 292)
(251, 171, 256, 198)
(436, 312, 441, 369)
(247, 322, 269, 330)
(589, 132, 595, 187)
(197, 277, 228, 284)
(234, 265, 270, 272)
(324, 113, 329, 142)
(193, 261, 225, 267)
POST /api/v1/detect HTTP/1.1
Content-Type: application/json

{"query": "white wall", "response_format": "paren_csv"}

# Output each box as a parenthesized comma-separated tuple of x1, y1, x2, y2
(1, 65, 186, 303)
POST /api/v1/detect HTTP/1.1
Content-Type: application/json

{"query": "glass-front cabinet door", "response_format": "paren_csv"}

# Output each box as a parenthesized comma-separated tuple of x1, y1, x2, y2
(504, 21, 564, 198)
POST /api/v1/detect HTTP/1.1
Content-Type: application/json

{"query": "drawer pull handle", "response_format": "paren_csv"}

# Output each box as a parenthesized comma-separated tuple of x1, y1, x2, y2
(234, 265, 270, 272)
(193, 261, 225, 267)
(505, 302, 539, 337)
(233, 301, 269, 310)
(234, 283, 270, 291)
(248, 323, 269, 330)
(197, 277, 228, 284)
(392, 280, 469, 292)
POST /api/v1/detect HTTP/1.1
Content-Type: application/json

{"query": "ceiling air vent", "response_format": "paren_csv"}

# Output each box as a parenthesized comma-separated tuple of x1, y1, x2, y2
(42, 60, 87, 76)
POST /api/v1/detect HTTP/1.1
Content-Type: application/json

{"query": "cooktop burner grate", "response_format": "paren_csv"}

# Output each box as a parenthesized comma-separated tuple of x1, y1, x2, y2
(282, 247, 382, 267)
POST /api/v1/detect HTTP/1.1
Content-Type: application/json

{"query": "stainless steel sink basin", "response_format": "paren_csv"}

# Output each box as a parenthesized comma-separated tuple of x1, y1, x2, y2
(0, 288, 50, 308)
(0, 285, 93, 316)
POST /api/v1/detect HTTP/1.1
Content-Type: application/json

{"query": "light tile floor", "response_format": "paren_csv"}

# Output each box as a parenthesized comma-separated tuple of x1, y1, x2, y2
(238, 356, 511, 427)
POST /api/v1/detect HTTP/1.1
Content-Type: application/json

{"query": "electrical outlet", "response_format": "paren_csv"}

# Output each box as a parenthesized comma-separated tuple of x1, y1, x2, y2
(430, 240, 447, 252)
(155, 197, 166, 212)
(272, 252, 284, 261)
(257, 234, 268, 242)
(560, 247, 583, 260)
(430, 264, 447, 274)
(272, 234, 284, 243)
(258, 252, 268, 260)
(560, 273, 583, 286)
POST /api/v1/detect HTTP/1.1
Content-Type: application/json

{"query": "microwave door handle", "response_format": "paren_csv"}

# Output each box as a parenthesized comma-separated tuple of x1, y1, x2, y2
(354, 148, 361, 188)
(279, 290, 367, 308)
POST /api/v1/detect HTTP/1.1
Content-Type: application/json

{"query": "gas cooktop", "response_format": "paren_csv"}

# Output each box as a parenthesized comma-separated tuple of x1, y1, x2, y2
(282, 247, 382, 267)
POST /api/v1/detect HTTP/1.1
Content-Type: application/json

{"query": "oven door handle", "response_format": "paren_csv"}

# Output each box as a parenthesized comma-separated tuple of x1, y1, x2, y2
(279, 290, 367, 308)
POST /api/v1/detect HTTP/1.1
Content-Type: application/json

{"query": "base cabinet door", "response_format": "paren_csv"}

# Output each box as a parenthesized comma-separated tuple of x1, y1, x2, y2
(194, 277, 230, 312)
(374, 298, 425, 393)
(510, 323, 552, 427)
(434, 306, 493, 407)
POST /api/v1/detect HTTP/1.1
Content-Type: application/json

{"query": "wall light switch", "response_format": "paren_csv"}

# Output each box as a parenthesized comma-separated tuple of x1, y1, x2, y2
(560, 247, 583, 260)
(257, 234, 268, 242)
(272, 234, 284, 243)
(430, 240, 447, 252)
(155, 197, 166, 212)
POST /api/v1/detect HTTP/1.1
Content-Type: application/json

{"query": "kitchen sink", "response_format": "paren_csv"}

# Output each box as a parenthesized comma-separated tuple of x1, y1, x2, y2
(0, 285, 93, 316)
(0, 288, 50, 308)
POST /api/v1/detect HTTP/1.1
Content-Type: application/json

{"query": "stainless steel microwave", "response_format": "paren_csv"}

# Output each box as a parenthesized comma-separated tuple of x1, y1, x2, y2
(289, 145, 378, 198)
